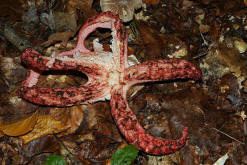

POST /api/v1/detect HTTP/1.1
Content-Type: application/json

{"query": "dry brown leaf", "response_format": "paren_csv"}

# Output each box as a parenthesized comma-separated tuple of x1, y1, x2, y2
(0, 130, 4, 137)
(20, 114, 69, 144)
(103, 44, 135, 55)
(62, 106, 84, 134)
(137, 22, 163, 60)
(145, 0, 160, 5)
(41, 31, 75, 47)
(0, 0, 23, 21)
(0, 111, 39, 136)
(128, 46, 135, 56)
(199, 24, 210, 34)
(67, 106, 83, 133)
(103, 43, 111, 52)
(48, 31, 75, 41)
(100, 0, 143, 22)
(67, 0, 93, 11)
(67, 0, 96, 18)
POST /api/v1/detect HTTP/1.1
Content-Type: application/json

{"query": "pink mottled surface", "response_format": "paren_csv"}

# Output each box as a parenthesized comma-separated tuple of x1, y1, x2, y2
(19, 12, 202, 155)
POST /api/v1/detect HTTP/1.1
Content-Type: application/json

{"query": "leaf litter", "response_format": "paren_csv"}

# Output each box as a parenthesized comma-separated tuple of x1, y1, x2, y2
(0, 0, 247, 164)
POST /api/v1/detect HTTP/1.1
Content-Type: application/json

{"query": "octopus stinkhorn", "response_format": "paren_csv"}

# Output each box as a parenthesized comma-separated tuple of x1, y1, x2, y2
(19, 12, 202, 155)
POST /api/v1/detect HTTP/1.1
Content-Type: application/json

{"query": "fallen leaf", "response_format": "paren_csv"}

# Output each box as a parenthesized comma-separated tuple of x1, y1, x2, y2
(103, 44, 135, 56)
(67, 0, 96, 18)
(199, 24, 210, 33)
(63, 106, 84, 134)
(213, 153, 229, 165)
(127, 46, 135, 56)
(145, 0, 160, 5)
(0, 55, 27, 86)
(20, 114, 69, 144)
(41, 31, 75, 47)
(136, 22, 164, 61)
(0, 130, 4, 137)
(103, 43, 111, 52)
(100, 0, 143, 22)
(0, 111, 39, 136)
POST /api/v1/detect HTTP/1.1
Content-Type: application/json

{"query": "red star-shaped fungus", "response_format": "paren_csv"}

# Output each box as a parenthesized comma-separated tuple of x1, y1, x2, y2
(19, 12, 202, 155)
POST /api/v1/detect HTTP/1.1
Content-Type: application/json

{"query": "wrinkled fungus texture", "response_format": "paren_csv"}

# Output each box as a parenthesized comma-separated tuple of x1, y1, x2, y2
(19, 12, 202, 155)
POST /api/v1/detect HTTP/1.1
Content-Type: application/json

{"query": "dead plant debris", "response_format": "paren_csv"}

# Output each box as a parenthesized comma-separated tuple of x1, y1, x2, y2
(0, 0, 247, 164)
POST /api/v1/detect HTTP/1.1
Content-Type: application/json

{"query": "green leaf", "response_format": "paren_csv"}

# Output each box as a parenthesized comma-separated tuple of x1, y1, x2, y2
(111, 145, 139, 165)
(45, 155, 66, 165)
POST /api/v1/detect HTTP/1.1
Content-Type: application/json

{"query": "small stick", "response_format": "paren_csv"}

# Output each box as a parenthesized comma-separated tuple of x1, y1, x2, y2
(211, 127, 245, 144)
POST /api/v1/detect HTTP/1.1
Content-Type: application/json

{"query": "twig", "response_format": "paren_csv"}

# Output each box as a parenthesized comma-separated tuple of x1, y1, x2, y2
(192, 52, 208, 60)
(211, 127, 245, 144)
